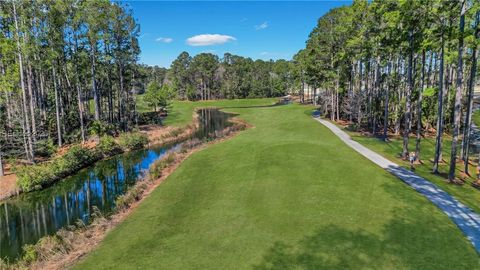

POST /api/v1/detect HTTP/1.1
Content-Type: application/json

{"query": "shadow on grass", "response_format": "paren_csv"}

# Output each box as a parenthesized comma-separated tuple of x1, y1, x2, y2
(253, 226, 384, 270)
(254, 181, 479, 270)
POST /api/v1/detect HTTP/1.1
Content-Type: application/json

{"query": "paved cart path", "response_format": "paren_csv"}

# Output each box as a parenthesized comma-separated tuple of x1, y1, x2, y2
(314, 118, 480, 254)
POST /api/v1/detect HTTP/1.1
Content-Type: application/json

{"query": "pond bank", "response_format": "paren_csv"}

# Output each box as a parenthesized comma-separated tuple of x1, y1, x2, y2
(0, 108, 241, 262)
(0, 112, 201, 202)
(1, 116, 248, 270)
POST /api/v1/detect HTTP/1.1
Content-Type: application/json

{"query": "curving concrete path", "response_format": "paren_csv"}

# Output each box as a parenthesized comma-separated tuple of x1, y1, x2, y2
(314, 118, 480, 254)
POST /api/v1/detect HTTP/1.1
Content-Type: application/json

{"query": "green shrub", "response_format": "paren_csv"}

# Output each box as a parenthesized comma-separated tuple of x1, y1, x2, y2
(16, 146, 99, 191)
(15, 164, 55, 191)
(346, 123, 359, 132)
(35, 138, 57, 158)
(115, 182, 148, 211)
(149, 152, 176, 179)
(97, 136, 122, 157)
(88, 120, 115, 137)
(169, 127, 184, 137)
(118, 132, 148, 150)
(35, 235, 69, 261)
(21, 244, 37, 264)
(138, 111, 163, 125)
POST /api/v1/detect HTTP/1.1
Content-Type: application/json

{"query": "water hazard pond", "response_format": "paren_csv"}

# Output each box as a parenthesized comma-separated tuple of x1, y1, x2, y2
(0, 109, 233, 261)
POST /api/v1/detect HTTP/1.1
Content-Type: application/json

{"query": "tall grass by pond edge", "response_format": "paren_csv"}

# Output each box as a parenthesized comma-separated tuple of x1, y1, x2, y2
(1, 118, 248, 270)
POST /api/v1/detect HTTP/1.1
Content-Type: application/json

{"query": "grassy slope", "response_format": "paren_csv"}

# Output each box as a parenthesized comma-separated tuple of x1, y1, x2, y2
(346, 131, 480, 214)
(75, 101, 479, 269)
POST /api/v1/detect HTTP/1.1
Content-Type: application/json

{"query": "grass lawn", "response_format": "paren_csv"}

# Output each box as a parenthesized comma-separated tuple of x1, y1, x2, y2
(113, 94, 277, 127)
(75, 101, 479, 269)
(473, 110, 480, 127)
(343, 129, 480, 214)
(162, 98, 277, 127)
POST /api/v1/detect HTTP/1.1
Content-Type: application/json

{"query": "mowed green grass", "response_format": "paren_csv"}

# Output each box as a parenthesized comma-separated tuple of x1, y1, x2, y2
(473, 110, 480, 127)
(137, 93, 277, 127)
(162, 98, 277, 127)
(75, 101, 479, 269)
(347, 132, 480, 214)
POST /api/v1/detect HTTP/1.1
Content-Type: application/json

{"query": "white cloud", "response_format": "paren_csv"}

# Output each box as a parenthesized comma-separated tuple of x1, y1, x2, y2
(186, 34, 236, 46)
(260, 51, 277, 56)
(156, 37, 173, 43)
(255, 22, 269, 30)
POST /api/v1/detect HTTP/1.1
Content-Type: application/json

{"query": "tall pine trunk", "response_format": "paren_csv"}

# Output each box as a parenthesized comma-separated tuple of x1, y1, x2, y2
(90, 43, 100, 121)
(26, 63, 36, 142)
(52, 63, 62, 147)
(433, 32, 445, 174)
(0, 154, 3, 176)
(73, 33, 86, 143)
(462, 12, 479, 175)
(415, 50, 426, 160)
(383, 60, 392, 141)
(13, 1, 34, 162)
(448, 2, 466, 181)
(402, 31, 414, 159)
(336, 68, 340, 121)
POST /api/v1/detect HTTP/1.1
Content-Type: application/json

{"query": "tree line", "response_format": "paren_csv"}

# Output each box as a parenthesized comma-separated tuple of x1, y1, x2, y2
(167, 51, 296, 100)
(294, 0, 479, 181)
(0, 0, 299, 173)
(0, 0, 140, 169)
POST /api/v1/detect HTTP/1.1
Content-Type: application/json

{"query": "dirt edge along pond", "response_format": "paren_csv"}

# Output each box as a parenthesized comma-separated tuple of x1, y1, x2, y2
(0, 109, 237, 261)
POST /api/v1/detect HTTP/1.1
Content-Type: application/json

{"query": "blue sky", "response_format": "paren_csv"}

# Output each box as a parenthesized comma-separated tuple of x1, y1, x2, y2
(128, 1, 351, 67)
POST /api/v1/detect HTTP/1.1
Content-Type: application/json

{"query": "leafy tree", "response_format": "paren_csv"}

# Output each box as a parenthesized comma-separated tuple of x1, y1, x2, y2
(144, 82, 172, 112)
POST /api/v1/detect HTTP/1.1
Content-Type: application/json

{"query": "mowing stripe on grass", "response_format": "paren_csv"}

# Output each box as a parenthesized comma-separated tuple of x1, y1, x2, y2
(315, 117, 480, 254)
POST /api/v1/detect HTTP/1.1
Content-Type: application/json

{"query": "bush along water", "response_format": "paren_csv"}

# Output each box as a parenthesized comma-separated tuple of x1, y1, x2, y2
(15, 133, 147, 193)
(118, 132, 149, 150)
(97, 136, 123, 157)
(2, 118, 248, 269)
(15, 146, 100, 192)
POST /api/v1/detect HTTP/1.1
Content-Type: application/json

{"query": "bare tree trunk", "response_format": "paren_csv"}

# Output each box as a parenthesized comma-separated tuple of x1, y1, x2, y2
(118, 62, 126, 130)
(26, 64, 36, 142)
(462, 48, 477, 174)
(462, 12, 479, 175)
(415, 50, 426, 160)
(426, 52, 433, 88)
(76, 81, 85, 143)
(52, 64, 62, 147)
(357, 61, 363, 125)
(39, 72, 47, 123)
(0, 64, 12, 130)
(90, 43, 100, 121)
(331, 90, 335, 121)
(13, 2, 34, 162)
(383, 60, 392, 141)
(73, 33, 86, 143)
(373, 57, 380, 134)
(433, 32, 445, 174)
(402, 31, 414, 159)
(449, 2, 466, 181)
(336, 69, 340, 121)
(0, 154, 4, 176)
(301, 79, 305, 103)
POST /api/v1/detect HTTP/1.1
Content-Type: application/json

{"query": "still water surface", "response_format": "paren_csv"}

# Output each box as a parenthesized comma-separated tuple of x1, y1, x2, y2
(0, 109, 232, 260)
